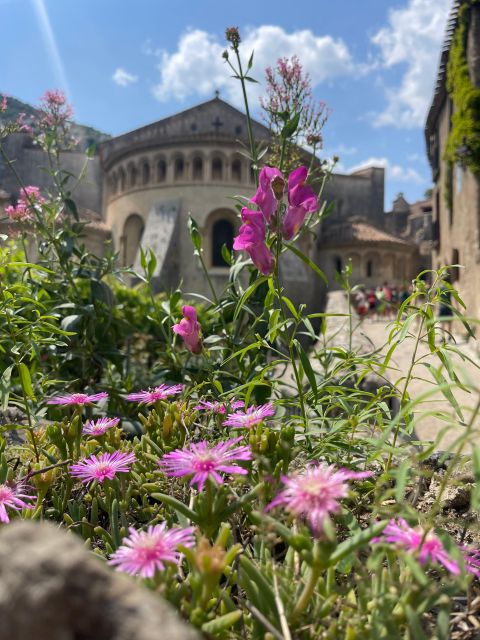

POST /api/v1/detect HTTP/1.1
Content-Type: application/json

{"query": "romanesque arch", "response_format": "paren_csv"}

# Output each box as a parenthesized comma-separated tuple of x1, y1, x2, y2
(141, 159, 150, 185)
(192, 155, 204, 180)
(118, 167, 126, 192)
(204, 209, 237, 268)
(173, 155, 185, 181)
(211, 156, 224, 181)
(121, 213, 144, 267)
(156, 157, 167, 182)
(127, 162, 138, 189)
(231, 156, 242, 183)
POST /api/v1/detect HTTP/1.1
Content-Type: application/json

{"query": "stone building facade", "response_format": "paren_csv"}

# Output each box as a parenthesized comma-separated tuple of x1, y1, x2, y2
(426, 0, 480, 316)
(1, 95, 426, 306)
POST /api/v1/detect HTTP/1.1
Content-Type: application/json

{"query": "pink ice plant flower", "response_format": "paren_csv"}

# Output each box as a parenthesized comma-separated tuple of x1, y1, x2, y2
(159, 437, 252, 491)
(233, 208, 274, 276)
(172, 306, 202, 354)
(251, 166, 284, 224)
(82, 417, 120, 436)
(70, 451, 136, 484)
(108, 523, 195, 578)
(372, 518, 475, 576)
(282, 166, 318, 240)
(223, 403, 276, 428)
(0, 483, 35, 523)
(126, 384, 184, 405)
(47, 391, 108, 406)
(267, 463, 372, 535)
(194, 400, 244, 414)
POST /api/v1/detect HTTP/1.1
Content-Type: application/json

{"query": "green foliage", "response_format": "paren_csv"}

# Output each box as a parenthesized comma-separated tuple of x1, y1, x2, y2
(444, 0, 480, 202)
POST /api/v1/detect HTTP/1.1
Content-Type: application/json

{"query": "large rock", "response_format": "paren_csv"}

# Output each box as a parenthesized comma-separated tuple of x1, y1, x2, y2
(0, 520, 198, 640)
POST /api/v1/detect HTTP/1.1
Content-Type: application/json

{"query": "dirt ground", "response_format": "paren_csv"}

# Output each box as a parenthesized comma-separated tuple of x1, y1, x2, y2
(321, 291, 480, 451)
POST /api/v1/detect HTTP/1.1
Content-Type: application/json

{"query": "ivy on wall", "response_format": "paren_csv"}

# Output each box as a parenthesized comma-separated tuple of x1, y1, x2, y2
(444, 0, 480, 203)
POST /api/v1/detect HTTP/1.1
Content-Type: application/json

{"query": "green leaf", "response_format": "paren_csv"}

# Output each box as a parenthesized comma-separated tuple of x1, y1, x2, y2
(201, 611, 242, 634)
(422, 362, 464, 421)
(233, 277, 268, 320)
(64, 197, 79, 221)
(294, 339, 317, 399)
(188, 215, 202, 253)
(281, 112, 301, 138)
(284, 242, 327, 284)
(329, 521, 388, 566)
(238, 555, 277, 617)
(471, 445, 480, 511)
(0, 365, 13, 411)
(150, 492, 200, 523)
(18, 362, 35, 400)
(247, 50, 254, 70)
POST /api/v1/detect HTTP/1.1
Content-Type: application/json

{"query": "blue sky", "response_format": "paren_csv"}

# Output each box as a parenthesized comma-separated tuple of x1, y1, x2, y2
(0, 0, 451, 208)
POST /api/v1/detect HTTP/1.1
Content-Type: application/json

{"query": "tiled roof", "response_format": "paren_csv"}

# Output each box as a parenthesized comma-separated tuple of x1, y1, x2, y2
(320, 220, 413, 248)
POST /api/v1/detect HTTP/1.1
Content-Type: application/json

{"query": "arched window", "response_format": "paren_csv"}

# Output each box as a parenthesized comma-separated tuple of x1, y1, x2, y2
(174, 156, 184, 180)
(212, 219, 234, 267)
(232, 158, 242, 182)
(192, 156, 203, 180)
(157, 159, 167, 182)
(366, 260, 373, 278)
(334, 255, 343, 274)
(212, 157, 223, 181)
(128, 164, 138, 188)
(122, 214, 144, 267)
(118, 167, 126, 192)
(111, 173, 118, 195)
(142, 161, 150, 185)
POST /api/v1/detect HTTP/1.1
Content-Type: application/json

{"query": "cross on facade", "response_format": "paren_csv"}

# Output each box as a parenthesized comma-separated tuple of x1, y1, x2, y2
(211, 116, 223, 133)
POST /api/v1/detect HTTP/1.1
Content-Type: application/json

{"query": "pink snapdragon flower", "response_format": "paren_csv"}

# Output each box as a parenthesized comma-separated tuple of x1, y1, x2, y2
(233, 208, 274, 276)
(194, 400, 244, 413)
(70, 451, 136, 484)
(267, 463, 372, 535)
(47, 391, 108, 406)
(159, 437, 252, 491)
(372, 519, 476, 576)
(282, 166, 318, 240)
(5, 185, 45, 222)
(172, 306, 202, 354)
(0, 483, 35, 523)
(108, 523, 195, 578)
(223, 403, 276, 428)
(251, 166, 285, 224)
(82, 417, 120, 436)
(126, 384, 184, 405)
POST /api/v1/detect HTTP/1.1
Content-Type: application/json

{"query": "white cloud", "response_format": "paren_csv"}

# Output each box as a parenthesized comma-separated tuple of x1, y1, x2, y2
(112, 67, 138, 87)
(152, 26, 356, 105)
(371, 0, 451, 128)
(348, 157, 426, 184)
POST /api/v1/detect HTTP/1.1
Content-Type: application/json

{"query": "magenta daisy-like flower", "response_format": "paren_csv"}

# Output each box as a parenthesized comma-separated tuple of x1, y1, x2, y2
(462, 546, 480, 578)
(267, 463, 372, 535)
(0, 483, 35, 523)
(47, 392, 108, 406)
(159, 437, 252, 491)
(223, 403, 276, 428)
(194, 400, 244, 414)
(372, 519, 463, 575)
(125, 384, 184, 405)
(70, 451, 136, 484)
(82, 417, 120, 436)
(108, 523, 195, 578)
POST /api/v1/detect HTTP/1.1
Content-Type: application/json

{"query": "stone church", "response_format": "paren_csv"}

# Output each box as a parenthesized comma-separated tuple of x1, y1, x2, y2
(1, 95, 429, 309)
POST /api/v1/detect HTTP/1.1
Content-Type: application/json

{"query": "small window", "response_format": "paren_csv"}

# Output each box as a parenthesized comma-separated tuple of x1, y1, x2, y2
(334, 256, 343, 274)
(366, 260, 373, 278)
(128, 165, 137, 188)
(157, 159, 166, 182)
(122, 214, 144, 267)
(452, 248, 460, 282)
(119, 168, 126, 191)
(232, 158, 242, 182)
(142, 162, 150, 185)
(192, 156, 203, 180)
(174, 157, 184, 180)
(212, 157, 223, 181)
(212, 219, 234, 267)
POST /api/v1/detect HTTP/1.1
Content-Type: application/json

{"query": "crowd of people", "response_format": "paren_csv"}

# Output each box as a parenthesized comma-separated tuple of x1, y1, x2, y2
(352, 282, 411, 321)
